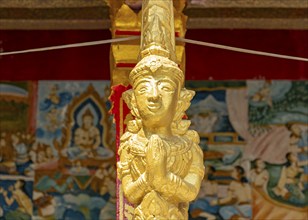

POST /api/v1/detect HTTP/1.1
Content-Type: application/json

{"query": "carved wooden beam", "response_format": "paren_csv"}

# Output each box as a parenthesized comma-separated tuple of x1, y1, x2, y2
(185, 0, 308, 29)
(0, 0, 307, 30)
(0, 0, 107, 8)
(0, 0, 110, 29)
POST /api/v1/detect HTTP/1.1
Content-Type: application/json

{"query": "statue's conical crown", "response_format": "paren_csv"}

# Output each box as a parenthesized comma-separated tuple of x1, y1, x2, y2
(129, 0, 184, 86)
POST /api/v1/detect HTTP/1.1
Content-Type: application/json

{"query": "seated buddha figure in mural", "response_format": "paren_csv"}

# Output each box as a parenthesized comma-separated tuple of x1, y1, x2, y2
(75, 109, 100, 150)
(66, 108, 101, 159)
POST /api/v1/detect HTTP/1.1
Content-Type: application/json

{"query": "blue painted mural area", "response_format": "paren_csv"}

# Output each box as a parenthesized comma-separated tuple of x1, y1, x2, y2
(33, 81, 116, 220)
(186, 80, 308, 220)
(0, 80, 307, 220)
(0, 81, 116, 220)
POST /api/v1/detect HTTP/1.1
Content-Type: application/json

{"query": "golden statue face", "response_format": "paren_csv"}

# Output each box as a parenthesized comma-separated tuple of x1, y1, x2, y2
(133, 73, 179, 128)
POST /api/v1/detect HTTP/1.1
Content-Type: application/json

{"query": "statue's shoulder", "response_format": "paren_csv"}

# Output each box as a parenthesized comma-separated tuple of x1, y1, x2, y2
(120, 131, 134, 143)
(185, 130, 200, 144)
(118, 131, 134, 155)
(119, 132, 146, 157)
(184, 130, 203, 159)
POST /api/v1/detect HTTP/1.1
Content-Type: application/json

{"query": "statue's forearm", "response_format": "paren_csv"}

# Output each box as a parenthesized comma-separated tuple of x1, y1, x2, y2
(122, 173, 148, 204)
(118, 153, 148, 204)
(157, 172, 200, 202)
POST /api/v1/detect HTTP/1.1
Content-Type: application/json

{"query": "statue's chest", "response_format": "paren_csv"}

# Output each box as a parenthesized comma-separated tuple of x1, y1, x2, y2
(130, 149, 192, 180)
(167, 150, 193, 178)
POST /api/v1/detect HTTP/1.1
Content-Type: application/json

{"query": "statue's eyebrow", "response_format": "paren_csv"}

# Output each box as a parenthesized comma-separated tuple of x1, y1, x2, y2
(134, 77, 152, 87)
(157, 78, 176, 87)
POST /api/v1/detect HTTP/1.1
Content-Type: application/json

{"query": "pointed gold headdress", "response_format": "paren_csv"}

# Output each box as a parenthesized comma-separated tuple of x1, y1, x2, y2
(129, 0, 184, 87)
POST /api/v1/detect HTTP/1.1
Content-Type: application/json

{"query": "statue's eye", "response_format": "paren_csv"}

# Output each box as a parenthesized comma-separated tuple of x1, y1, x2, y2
(161, 86, 172, 92)
(158, 82, 174, 92)
(136, 82, 150, 94)
(138, 86, 148, 93)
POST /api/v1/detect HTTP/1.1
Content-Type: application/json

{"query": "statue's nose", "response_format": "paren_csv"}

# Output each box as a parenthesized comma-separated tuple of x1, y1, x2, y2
(148, 86, 160, 102)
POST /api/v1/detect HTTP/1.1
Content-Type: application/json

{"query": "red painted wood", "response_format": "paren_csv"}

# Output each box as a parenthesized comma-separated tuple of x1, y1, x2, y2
(0, 29, 307, 80)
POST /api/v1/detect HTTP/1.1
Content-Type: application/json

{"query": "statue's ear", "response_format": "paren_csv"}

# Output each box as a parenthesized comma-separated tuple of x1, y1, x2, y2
(122, 89, 140, 118)
(122, 89, 133, 109)
(174, 88, 195, 122)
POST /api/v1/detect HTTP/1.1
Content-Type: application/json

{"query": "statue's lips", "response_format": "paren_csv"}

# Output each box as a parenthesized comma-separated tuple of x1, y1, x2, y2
(147, 103, 161, 111)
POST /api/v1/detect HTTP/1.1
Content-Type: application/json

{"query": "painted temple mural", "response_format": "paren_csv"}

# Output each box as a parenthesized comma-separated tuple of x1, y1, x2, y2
(0, 81, 117, 220)
(186, 81, 252, 220)
(0, 80, 307, 219)
(0, 82, 35, 220)
(33, 81, 116, 220)
(186, 80, 308, 220)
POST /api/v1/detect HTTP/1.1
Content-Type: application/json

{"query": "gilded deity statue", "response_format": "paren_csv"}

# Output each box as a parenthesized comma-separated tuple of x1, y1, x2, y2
(117, 0, 204, 219)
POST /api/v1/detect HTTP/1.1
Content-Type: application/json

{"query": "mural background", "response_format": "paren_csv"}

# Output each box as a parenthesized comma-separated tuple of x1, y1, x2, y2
(0, 81, 116, 220)
(34, 81, 116, 220)
(0, 80, 307, 220)
(186, 80, 308, 220)
(0, 82, 36, 220)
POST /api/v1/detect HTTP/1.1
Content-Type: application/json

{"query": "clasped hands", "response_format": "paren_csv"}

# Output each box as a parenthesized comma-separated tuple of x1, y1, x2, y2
(145, 135, 168, 191)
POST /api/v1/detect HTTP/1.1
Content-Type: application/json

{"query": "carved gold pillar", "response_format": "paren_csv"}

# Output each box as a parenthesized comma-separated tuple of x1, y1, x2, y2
(107, 1, 203, 219)
(107, 0, 187, 86)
